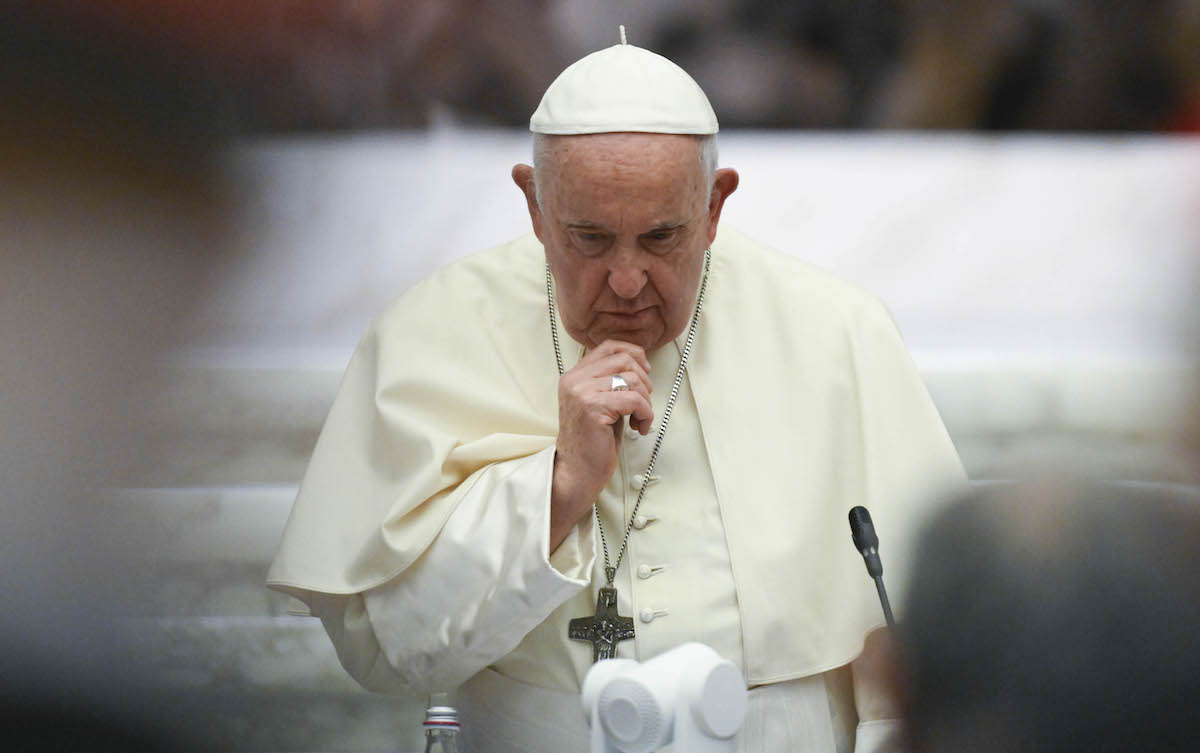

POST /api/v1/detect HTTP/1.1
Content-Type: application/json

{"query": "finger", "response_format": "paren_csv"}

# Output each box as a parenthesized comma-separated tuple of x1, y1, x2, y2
(583, 353, 653, 395)
(587, 339, 651, 374)
(629, 414, 653, 435)
(599, 391, 653, 426)
(591, 379, 652, 418)
(558, 361, 650, 416)
(611, 415, 626, 442)
(594, 370, 652, 410)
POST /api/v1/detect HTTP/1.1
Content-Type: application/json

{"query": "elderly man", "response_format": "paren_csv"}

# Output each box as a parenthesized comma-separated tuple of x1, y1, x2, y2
(269, 34, 964, 752)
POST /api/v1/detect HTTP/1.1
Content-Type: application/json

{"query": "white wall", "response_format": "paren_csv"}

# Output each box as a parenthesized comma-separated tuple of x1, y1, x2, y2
(194, 130, 1200, 363)
(167, 130, 1200, 478)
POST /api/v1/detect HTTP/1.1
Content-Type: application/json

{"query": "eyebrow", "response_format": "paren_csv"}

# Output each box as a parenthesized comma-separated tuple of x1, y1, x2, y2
(564, 220, 689, 232)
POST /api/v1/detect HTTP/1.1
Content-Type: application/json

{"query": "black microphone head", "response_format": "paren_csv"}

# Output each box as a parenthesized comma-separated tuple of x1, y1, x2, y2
(849, 506, 879, 552)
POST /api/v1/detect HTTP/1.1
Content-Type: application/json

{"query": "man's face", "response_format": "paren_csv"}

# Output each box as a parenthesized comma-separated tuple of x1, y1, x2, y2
(527, 133, 722, 354)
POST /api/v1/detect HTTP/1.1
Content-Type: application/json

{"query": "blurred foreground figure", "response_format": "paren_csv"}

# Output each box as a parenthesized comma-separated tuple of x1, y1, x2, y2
(0, 3, 245, 749)
(269, 30, 965, 753)
(901, 481, 1200, 753)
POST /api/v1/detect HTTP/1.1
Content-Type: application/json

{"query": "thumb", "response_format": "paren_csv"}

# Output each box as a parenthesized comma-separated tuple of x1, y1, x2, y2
(612, 416, 626, 442)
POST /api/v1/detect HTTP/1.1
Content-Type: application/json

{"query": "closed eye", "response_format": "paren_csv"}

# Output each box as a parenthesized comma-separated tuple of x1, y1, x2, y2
(641, 226, 682, 253)
(567, 226, 612, 255)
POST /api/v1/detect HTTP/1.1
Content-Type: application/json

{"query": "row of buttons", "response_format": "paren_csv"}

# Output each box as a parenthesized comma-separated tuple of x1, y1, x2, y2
(623, 428, 667, 623)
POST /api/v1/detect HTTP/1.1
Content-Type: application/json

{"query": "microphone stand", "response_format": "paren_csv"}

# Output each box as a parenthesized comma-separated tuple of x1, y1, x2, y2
(849, 506, 896, 629)
(873, 574, 895, 629)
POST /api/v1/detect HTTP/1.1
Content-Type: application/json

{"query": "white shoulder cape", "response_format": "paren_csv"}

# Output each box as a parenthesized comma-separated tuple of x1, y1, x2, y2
(268, 226, 965, 684)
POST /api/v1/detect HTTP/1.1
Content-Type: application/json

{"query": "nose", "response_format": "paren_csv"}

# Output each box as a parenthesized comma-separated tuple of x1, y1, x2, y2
(607, 246, 648, 299)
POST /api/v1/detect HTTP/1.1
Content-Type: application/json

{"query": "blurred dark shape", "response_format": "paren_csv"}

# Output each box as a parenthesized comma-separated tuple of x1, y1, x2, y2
(1162, 0, 1200, 130)
(13, 0, 572, 131)
(3, 0, 571, 132)
(655, 0, 904, 128)
(0, 2, 258, 749)
(586, 0, 1200, 131)
(876, 0, 1200, 130)
(12, 0, 1195, 132)
(901, 481, 1200, 753)
(371, 0, 572, 129)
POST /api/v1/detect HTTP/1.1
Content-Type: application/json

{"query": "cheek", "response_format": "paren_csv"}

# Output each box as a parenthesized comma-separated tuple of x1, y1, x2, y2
(656, 257, 701, 308)
(550, 258, 606, 318)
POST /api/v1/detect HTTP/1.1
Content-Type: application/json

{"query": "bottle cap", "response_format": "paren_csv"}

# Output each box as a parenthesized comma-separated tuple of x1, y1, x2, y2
(423, 706, 460, 729)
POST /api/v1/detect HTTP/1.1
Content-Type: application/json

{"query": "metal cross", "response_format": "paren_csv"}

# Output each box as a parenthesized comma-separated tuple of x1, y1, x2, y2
(569, 586, 635, 662)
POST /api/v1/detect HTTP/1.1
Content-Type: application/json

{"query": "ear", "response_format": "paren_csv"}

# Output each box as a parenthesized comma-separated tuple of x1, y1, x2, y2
(511, 164, 545, 243)
(705, 168, 739, 245)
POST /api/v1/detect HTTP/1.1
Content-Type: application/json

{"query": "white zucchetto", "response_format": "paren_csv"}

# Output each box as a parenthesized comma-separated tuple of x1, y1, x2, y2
(529, 27, 718, 136)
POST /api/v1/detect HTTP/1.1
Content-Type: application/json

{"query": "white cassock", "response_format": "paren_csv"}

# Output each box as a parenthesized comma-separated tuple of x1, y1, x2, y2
(267, 226, 966, 753)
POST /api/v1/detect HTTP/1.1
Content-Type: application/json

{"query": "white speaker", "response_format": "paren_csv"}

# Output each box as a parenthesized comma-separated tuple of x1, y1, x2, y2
(582, 642, 747, 753)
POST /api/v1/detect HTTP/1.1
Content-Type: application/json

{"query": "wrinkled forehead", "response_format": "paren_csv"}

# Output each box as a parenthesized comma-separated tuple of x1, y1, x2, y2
(543, 133, 701, 173)
(537, 132, 707, 203)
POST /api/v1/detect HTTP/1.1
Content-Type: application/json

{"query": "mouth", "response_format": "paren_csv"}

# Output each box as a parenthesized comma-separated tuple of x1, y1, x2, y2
(597, 306, 657, 324)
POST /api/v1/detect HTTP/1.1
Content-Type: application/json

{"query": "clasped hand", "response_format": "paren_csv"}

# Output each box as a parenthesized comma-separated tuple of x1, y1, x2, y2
(549, 340, 654, 549)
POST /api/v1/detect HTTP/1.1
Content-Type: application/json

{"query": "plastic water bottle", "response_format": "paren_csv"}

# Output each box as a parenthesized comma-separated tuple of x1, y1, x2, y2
(423, 705, 460, 753)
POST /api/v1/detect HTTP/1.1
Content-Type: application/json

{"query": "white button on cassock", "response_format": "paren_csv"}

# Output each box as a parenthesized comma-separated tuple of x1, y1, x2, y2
(630, 473, 660, 490)
(631, 514, 659, 530)
(636, 564, 666, 579)
(639, 607, 669, 624)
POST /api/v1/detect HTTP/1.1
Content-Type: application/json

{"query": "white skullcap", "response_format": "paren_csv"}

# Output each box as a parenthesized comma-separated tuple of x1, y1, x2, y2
(530, 26, 718, 135)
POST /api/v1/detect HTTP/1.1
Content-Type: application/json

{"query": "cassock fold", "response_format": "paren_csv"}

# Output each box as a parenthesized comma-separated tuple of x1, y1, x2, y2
(267, 226, 965, 684)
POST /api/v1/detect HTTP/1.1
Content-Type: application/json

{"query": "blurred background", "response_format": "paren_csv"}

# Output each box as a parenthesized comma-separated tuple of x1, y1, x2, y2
(2, 0, 1198, 750)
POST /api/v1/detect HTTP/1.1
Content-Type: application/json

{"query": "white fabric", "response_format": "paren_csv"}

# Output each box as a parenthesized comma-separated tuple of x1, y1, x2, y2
(489, 328, 744, 691)
(854, 720, 905, 753)
(308, 421, 901, 750)
(361, 446, 592, 692)
(267, 229, 966, 686)
(283, 232, 945, 748)
(307, 332, 746, 696)
(451, 666, 902, 753)
(529, 41, 719, 135)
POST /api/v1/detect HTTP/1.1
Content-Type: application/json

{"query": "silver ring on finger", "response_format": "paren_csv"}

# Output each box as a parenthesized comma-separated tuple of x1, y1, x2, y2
(610, 374, 630, 392)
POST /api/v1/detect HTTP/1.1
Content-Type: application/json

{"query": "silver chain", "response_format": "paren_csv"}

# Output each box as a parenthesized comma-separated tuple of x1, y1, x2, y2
(547, 248, 711, 587)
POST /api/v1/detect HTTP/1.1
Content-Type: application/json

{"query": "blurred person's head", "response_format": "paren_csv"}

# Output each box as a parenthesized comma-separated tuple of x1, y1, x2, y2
(900, 480, 1200, 753)
(1, 0, 234, 623)
(0, 4, 249, 748)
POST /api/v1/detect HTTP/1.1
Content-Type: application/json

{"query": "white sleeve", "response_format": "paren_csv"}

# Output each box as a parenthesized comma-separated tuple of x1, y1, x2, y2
(850, 627, 906, 753)
(308, 445, 596, 695)
(853, 719, 905, 753)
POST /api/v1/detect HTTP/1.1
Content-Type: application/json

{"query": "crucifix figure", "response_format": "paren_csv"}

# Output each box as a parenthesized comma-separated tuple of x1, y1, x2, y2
(569, 586, 635, 662)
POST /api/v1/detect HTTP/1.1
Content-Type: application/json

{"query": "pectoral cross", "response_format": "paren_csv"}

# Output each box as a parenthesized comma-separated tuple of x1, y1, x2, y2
(569, 586, 635, 662)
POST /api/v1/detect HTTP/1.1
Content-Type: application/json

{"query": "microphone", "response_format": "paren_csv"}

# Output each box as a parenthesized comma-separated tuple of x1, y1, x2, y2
(848, 506, 896, 628)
